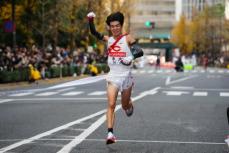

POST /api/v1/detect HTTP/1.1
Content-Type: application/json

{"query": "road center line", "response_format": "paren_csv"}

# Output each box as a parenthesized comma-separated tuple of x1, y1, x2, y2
(57, 87, 161, 153)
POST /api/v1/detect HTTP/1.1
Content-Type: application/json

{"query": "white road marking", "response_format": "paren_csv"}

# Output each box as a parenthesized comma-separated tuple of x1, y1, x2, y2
(184, 70, 189, 73)
(165, 70, 172, 73)
(0, 109, 107, 153)
(47, 75, 105, 90)
(140, 70, 146, 74)
(171, 86, 194, 90)
(0, 98, 111, 101)
(192, 70, 198, 73)
(0, 138, 224, 145)
(57, 88, 75, 92)
(86, 138, 225, 145)
(148, 70, 154, 73)
(220, 92, 229, 97)
(163, 91, 189, 96)
(88, 91, 106, 96)
(132, 70, 137, 74)
(209, 70, 215, 73)
(9, 92, 33, 97)
(165, 76, 171, 85)
(162, 87, 229, 91)
(61, 92, 83, 96)
(165, 75, 198, 85)
(156, 70, 162, 73)
(193, 92, 208, 96)
(218, 70, 224, 73)
(57, 87, 161, 153)
(148, 91, 158, 95)
(200, 70, 205, 73)
(35, 92, 58, 96)
(0, 99, 13, 104)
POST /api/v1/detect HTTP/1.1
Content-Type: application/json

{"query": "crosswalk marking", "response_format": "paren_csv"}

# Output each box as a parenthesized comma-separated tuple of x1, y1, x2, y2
(200, 70, 205, 73)
(140, 70, 146, 74)
(61, 91, 83, 96)
(9, 92, 33, 97)
(36, 92, 58, 96)
(163, 91, 189, 96)
(6, 89, 229, 98)
(193, 92, 208, 96)
(220, 92, 229, 97)
(148, 70, 154, 73)
(132, 69, 229, 74)
(88, 91, 106, 96)
(218, 70, 224, 73)
(209, 70, 215, 73)
(57, 88, 75, 92)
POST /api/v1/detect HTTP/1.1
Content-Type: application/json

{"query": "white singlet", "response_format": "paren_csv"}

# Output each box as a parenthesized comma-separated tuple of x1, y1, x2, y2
(106, 36, 134, 91)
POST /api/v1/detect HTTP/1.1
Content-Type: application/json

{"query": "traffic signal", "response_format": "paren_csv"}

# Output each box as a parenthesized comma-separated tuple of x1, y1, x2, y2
(145, 21, 155, 29)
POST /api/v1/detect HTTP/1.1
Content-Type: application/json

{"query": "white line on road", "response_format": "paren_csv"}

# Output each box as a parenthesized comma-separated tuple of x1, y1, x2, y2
(0, 98, 113, 102)
(47, 75, 105, 90)
(220, 92, 229, 97)
(0, 99, 13, 104)
(165, 75, 198, 85)
(35, 92, 58, 96)
(57, 87, 161, 153)
(57, 87, 75, 92)
(193, 92, 208, 96)
(161, 87, 229, 91)
(87, 138, 225, 145)
(61, 91, 83, 96)
(0, 87, 160, 153)
(0, 109, 107, 153)
(165, 76, 171, 85)
(9, 92, 33, 97)
(0, 138, 224, 145)
(163, 91, 189, 96)
(171, 86, 194, 90)
(88, 91, 106, 96)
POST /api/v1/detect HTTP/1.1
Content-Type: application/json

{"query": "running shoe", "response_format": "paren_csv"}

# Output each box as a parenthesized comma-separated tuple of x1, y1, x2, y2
(106, 132, 116, 145)
(125, 103, 134, 117)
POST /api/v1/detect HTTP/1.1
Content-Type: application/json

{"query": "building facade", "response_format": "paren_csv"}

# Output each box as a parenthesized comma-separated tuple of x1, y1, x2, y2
(130, 0, 226, 39)
(130, 0, 176, 39)
(176, 0, 225, 21)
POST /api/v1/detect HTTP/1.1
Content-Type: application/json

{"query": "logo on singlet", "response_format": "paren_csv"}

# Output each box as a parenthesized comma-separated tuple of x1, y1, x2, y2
(109, 45, 126, 57)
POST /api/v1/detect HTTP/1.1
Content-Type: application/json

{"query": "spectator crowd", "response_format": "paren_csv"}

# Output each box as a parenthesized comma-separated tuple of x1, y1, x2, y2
(0, 45, 107, 79)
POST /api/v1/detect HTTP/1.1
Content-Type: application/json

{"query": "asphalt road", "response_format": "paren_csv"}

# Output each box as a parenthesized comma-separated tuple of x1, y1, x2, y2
(0, 66, 229, 153)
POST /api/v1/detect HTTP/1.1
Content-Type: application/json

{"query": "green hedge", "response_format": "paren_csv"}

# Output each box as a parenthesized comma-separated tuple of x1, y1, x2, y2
(0, 64, 109, 83)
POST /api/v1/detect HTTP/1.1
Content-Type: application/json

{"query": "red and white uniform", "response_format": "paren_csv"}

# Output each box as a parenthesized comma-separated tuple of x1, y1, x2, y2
(106, 36, 134, 91)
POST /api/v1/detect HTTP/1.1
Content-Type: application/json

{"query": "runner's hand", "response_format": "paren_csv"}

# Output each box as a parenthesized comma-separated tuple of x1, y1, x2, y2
(87, 12, 96, 21)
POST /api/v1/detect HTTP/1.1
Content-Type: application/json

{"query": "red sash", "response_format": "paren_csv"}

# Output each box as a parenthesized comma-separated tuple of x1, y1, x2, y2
(107, 34, 128, 56)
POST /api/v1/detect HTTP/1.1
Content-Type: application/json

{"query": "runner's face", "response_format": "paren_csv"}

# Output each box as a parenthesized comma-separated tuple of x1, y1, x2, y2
(110, 21, 122, 37)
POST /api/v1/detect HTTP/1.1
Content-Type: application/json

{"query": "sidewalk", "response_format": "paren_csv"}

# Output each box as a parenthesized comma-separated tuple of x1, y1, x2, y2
(0, 75, 88, 91)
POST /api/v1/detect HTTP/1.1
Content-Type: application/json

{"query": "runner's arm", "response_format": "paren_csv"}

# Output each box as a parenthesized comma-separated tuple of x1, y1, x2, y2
(87, 12, 108, 41)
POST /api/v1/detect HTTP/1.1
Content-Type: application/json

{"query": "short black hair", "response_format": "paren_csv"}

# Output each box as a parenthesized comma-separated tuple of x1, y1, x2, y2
(106, 12, 124, 26)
